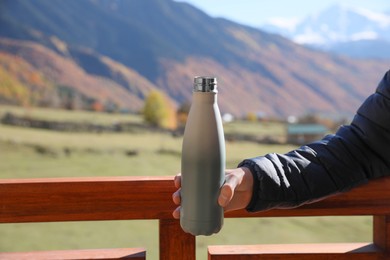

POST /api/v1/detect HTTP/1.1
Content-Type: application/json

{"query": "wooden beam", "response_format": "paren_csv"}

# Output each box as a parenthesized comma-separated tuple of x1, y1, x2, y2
(208, 243, 382, 260)
(0, 176, 176, 223)
(0, 248, 146, 260)
(2, 176, 390, 223)
(227, 177, 390, 218)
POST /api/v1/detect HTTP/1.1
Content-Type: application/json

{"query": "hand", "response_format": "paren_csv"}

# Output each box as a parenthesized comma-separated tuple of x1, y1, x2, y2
(172, 167, 254, 219)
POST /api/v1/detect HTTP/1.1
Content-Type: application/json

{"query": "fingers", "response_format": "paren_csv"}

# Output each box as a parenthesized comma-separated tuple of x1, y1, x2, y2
(172, 206, 180, 219)
(174, 174, 181, 189)
(172, 188, 181, 205)
(173, 174, 181, 219)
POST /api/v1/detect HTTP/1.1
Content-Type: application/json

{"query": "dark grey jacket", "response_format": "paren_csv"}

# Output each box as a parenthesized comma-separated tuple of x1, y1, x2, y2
(239, 70, 390, 212)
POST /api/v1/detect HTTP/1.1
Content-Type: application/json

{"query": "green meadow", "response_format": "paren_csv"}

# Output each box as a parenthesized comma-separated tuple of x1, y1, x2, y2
(0, 106, 371, 259)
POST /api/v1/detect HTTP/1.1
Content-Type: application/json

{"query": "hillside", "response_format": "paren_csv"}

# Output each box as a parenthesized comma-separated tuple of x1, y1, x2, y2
(0, 51, 54, 106)
(0, 0, 389, 117)
(0, 38, 159, 111)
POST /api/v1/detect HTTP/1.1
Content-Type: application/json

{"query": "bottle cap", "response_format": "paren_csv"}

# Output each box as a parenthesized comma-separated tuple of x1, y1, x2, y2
(193, 76, 217, 92)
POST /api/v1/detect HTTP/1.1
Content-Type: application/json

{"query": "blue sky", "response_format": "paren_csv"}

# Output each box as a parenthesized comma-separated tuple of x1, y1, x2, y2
(176, 0, 390, 27)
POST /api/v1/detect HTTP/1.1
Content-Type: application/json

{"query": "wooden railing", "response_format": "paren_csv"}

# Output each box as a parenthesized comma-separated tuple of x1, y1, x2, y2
(1, 176, 390, 259)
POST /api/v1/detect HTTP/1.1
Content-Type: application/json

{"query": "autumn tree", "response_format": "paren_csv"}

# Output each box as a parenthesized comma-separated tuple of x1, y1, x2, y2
(142, 90, 177, 129)
(246, 112, 257, 122)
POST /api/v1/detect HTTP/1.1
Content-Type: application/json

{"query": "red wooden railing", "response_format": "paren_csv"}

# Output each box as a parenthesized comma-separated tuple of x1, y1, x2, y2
(1, 176, 390, 259)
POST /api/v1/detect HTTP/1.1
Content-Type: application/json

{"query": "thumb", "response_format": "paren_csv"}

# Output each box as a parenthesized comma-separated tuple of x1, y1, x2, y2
(218, 173, 241, 208)
(218, 184, 233, 207)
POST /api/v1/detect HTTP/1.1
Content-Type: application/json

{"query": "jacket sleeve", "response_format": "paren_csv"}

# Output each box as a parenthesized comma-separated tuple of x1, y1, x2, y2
(239, 70, 390, 212)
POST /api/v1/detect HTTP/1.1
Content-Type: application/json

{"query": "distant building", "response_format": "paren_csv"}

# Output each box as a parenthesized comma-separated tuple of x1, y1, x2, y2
(222, 113, 234, 123)
(287, 124, 328, 145)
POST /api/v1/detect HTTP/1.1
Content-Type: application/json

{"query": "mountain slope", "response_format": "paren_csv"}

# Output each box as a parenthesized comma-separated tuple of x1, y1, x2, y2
(0, 38, 158, 111)
(0, 0, 389, 117)
(0, 51, 54, 106)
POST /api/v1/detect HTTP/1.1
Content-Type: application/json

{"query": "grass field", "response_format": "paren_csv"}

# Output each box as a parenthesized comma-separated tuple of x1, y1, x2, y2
(0, 105, 372, 259)
(0, 105, 143, 125)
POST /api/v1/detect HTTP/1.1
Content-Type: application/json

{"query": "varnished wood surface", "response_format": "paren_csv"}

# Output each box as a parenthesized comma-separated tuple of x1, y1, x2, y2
(0, 248, 146, 260)
(2, 176, 390, 223)
(208, 243, 383, 260)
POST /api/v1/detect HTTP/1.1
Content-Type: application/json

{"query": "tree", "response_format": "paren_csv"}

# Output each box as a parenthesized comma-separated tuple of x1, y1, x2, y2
(142, 90, 177, 129)
(246, 112, 257, 122)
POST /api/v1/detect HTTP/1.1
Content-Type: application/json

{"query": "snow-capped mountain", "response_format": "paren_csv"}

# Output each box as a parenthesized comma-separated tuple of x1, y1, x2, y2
(261, 4, 390, 59)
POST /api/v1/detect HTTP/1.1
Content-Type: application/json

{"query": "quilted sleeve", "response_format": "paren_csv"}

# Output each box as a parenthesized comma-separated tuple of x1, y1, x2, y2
(239, 70, 390, 212)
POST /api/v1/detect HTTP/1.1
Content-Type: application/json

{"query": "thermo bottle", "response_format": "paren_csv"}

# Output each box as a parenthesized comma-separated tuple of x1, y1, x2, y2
(180, 76, 226, 236)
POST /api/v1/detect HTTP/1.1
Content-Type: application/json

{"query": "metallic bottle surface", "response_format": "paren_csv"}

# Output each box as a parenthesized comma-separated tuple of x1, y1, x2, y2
(180, 76, 226, 236)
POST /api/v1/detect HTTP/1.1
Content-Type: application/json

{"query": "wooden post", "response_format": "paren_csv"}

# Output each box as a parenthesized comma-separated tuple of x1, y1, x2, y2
(159, 219, 195, 260)
(373, 215, 390, 258)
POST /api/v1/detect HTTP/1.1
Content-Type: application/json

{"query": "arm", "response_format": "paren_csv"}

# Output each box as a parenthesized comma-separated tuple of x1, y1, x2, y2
(241, 70, 390, 212)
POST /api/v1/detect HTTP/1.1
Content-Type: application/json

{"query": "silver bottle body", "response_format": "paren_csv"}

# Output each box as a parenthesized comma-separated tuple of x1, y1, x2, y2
(180, 89, 225, 236)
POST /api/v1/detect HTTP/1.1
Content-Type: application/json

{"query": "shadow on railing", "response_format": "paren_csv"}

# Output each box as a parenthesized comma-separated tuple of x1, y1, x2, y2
(1, 176, 390, 259)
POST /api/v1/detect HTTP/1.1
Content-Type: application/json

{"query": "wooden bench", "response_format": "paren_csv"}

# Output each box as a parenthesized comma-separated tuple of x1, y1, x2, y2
(1, 176, 390, 259)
